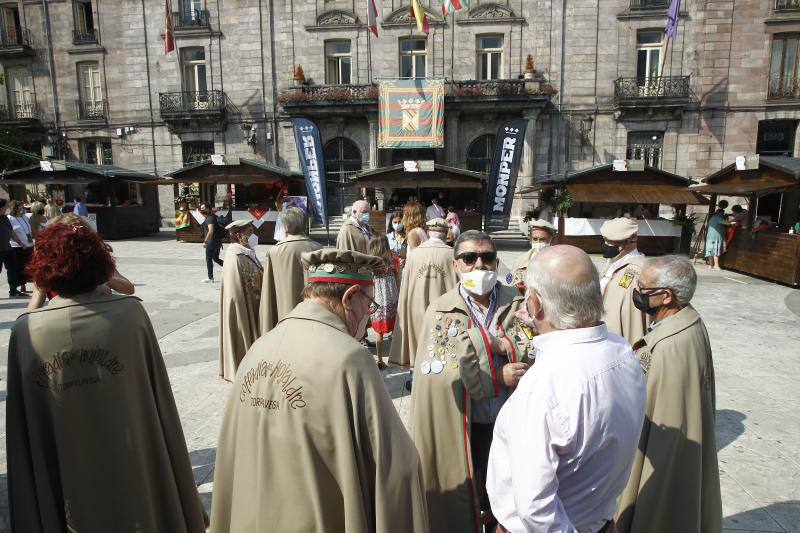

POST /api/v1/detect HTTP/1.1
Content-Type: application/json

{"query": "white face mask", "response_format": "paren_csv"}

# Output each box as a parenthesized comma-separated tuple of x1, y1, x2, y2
(531, 242, 549, 253)
(247, 233, 259, 250)
(460, 269, 497, 296)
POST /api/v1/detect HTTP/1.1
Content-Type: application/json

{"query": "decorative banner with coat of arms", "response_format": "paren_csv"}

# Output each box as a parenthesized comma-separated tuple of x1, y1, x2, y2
(378, 79, 445, 148)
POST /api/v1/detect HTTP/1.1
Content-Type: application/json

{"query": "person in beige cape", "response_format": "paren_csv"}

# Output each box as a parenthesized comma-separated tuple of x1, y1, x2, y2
(336, 199, 372, 252)
(410, 231, 531, 533)
(510, 219, 556, 293)
(7, 222, 205, 533)
(259, 207, 321, 334)
(599, 217, 649, 345)
(211, 249, 429, 533)
(388, 218, 458, 368)
(219, 220, 264, 381)
(616, 256, 722, 533)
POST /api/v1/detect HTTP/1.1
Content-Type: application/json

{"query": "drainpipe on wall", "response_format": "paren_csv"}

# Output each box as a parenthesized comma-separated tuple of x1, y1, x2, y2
(554, 0, 567, 178)
(267, 0, 280, 165)
(140, 0, 158, 175)
(41, 0, 60, 154)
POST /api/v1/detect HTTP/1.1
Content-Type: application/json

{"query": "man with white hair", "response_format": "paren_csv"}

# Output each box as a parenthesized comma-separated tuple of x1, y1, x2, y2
(511, 219, 556, 293)
(616, 255, 722, 533)
(336, 199, 372, 253)
(487, 245, 646, 533)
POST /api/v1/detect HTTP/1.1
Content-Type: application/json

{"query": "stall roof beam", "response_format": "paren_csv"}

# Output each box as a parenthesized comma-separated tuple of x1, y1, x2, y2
(162, 158, 303, 184)
(1, 162, 159, 184)
(342, 164, 486, 189)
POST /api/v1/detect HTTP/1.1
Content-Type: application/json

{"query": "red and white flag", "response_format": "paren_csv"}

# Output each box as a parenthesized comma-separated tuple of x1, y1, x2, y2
(164, 0, 175, 54)
(441, 0, 465, 16)
(367, 0, 379, 37)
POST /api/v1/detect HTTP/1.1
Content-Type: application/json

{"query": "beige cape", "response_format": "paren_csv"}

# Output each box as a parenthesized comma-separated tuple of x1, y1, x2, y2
(7, 290, 206, 533)
(336, 217, 368, 253)
(211, 301, 430, 532)
(388, 239, 458, 367)
(219, 244, 263, 381)
(259, 234, 321, 334)
(410, 285, 527, 533)
(602, 254, 650, 345)
(616, 305, 722, 533)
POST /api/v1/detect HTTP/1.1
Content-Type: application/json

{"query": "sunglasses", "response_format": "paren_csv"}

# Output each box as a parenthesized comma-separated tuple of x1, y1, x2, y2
(456, 251, 497, 266)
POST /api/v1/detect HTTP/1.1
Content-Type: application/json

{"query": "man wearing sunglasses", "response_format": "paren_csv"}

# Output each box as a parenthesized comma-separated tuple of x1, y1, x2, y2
(211, 249, 429, 532)
(410, 230, 531, 533)
(599, 217, 649, 345)
(616, 255, 721, 533)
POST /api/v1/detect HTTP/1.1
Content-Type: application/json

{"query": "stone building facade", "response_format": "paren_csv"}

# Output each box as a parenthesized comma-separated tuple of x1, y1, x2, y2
(0, 0, 796, 224)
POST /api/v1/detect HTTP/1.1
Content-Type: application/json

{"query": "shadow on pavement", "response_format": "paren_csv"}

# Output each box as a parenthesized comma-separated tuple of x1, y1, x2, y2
(190, 447, 216, 513)
(724, 500, 800, 532)
(716, 409, 746, 452)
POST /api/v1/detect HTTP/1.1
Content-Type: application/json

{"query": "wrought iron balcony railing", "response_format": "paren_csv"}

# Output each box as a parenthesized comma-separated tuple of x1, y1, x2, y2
(159, 90, 227, 115)
(631, 0, 669, 8)
(0, 102, 39, 121)
(768, 76, 800, 100)
(776, 0, 800, 11)
(72, 29, 97, 44)
(77, 99, 107, 120)
(614, 76, 691, 103)
(0, 28, 33, 50)
(448, 79, 545, 97)
(172, 10, 211, 29)
(278, 84, 378, 104)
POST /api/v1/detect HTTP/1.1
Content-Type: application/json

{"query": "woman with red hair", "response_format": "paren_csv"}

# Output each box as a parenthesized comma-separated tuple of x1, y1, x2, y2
(7, 222, 206, 532)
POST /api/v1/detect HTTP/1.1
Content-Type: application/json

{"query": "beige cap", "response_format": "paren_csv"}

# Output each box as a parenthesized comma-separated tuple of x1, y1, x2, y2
(302, 249, 383, 285)
(600, 217, 639, 241)
(529, 219, 556, 233)
(225, 219, 253, 232)
(426, 218, 449, 231)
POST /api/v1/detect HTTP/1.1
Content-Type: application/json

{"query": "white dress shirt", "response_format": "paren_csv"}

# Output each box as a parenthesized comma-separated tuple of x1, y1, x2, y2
(425, 203, 445, 220)
(487, 324, 646, 533)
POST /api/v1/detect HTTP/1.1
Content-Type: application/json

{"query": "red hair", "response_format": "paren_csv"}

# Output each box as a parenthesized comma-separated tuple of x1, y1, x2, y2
(27, 223, 115, 296)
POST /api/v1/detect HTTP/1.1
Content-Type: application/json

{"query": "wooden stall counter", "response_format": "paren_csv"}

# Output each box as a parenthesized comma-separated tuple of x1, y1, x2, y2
(722, 231, 800, 286)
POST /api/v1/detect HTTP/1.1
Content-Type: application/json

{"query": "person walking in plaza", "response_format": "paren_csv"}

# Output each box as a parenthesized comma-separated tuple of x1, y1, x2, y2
(211, 249, 429, 533)
(0, 199, 19, 298)
(616, 255, 722, 533)
(410, 230, 531, 533)
(487, 245, 647, 533)
(7, 200, 33, 296)
(403, 201, 429, 252)
(511, 219, 556, 293)
(72, 196, 89, 217)
(599, 217, 649, 345)
(387, 211, 407, 256)
(368, 234, 400, 369)
(445, 205, 461, 244)
(28, 201, 47, 239)
(336, 199, 372, 253)
(219, 220, 263, 382)
(200, 203, 224, 283)
(259, 206, 322, 335)
(388, 218, 458, 370)
(6, 221, 206, 533)
(425, 195, 445, 221)
(705, 208, 726, 270)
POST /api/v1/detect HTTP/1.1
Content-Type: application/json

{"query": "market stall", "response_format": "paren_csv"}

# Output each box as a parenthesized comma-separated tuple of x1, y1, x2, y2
(692, 156, 800, 286)
(0, 162, 160, 239)
(342, 164, 486, 233)
(523, 164, 708, 254)
(160, 158, 305, 244)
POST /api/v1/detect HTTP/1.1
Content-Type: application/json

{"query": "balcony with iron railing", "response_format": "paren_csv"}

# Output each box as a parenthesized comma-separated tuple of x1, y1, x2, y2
(768, 75, 800, 100)
(76, 99, 107, 121)
(0, 28, 34, 55)
(775, 0, 800, 11)
(0, 102, 40, 123)
(630, 0, 669, 8)
(172, 10, 211, 30)
(614, 76, 691, 119)
(159, 90, 228, 132)
(72, 29, 97, 44)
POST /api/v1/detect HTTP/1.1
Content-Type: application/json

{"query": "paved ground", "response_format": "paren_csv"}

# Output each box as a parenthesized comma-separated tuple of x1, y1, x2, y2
(0, 232, 797, 532)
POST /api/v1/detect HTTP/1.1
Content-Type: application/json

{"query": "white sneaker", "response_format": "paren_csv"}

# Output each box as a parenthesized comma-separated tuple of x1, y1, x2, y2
(201, 278, 215, 283)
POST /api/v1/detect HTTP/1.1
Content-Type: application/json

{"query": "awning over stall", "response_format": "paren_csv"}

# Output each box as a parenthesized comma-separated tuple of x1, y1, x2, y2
(690, 156, 800, 196)
(342, 164, 486, 189)
(0, 162, 159, 185)
(160, 158, 303, 184)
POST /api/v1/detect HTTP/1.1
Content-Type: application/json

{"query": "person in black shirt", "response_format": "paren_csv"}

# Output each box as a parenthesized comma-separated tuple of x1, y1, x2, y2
(200, 203, 224, 283)
(0, 199, 21, 298)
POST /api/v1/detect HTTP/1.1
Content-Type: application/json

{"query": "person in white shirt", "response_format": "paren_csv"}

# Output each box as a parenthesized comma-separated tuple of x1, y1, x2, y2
(487, 244, 647, 533)
(425, 197, 445, 221)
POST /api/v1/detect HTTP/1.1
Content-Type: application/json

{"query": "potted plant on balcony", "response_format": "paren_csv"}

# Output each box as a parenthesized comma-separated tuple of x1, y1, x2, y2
(524, 55, 536, 80)
(293, 65, 305, 84)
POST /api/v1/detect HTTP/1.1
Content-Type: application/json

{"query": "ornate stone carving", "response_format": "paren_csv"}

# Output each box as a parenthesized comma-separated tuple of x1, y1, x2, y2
(384, 5, 443, 25)
(316, 10, 358, 27)
(469, 3, 516, 20)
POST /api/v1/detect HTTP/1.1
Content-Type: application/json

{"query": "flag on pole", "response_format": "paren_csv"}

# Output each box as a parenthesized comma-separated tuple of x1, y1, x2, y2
(664, 0, 681, 39)
(410, 0, 429, 34)
(367, 0, 379, 37)
(164, 0, 175, 54)
(441, 0, 464, 16)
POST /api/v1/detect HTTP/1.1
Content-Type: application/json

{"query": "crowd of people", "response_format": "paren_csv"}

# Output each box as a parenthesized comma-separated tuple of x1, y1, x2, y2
(4, 194, 722, 533)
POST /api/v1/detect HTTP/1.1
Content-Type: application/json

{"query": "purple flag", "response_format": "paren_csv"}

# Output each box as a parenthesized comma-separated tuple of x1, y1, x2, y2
(665, 0, 681, 39)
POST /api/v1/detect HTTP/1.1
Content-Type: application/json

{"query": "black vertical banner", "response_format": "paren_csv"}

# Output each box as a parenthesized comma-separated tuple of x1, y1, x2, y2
(291, 118, 328, 228)
(484, 119, 528, 232)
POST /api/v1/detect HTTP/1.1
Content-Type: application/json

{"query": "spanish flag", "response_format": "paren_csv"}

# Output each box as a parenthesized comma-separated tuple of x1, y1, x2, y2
(410, 0, 429, 34)
(164, 0, 175, 54)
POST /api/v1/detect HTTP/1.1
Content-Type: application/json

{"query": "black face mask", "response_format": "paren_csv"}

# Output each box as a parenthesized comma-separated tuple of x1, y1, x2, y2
(632, 289, 660, 315)
(601, 243, 620, 259)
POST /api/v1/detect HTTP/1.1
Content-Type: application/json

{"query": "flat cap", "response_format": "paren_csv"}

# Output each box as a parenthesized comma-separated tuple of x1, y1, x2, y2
(302, 249, 383, 286)
(225, 219, 253, 232)
(600, 217, 639, 241)
(426, 218, 449, 231)
(529, 219, 556, 233)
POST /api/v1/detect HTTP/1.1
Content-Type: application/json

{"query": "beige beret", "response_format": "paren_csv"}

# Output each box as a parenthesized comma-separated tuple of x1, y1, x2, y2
(529, 219, 556, 233)
(600, 217, 639, 241)
(225, 219, 253, 232)
(426, 218, 449, 231)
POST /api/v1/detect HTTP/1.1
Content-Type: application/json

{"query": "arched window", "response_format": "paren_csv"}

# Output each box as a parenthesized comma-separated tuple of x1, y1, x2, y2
(324, 137, 362, 183)
(466, 134, 496, 174)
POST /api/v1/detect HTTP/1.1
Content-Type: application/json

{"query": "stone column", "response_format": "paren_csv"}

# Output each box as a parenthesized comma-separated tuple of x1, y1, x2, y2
(367, 113, 379, 169)
(446, 111, 461, 166)
(521, 109, 540, 190)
